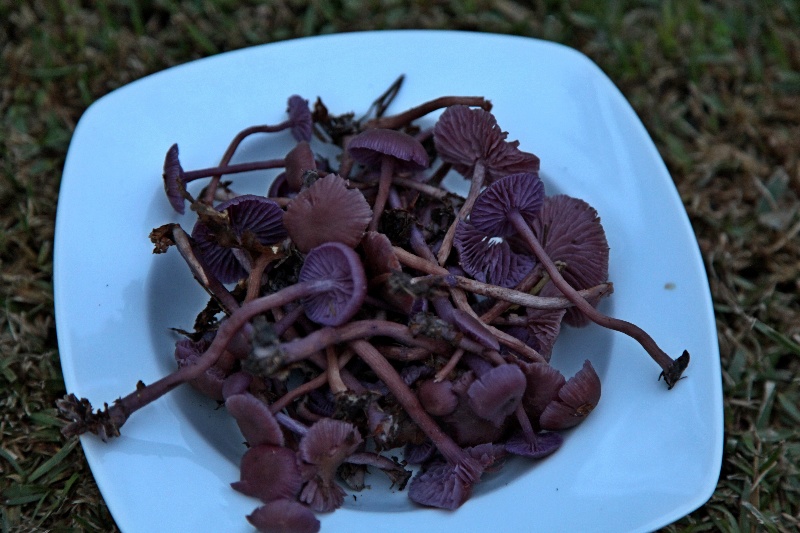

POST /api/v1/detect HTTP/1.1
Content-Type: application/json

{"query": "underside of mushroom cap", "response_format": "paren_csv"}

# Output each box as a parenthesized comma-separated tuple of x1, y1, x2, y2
(433, 105, 540, 183)
(539, 359, 601, 430)
(531, 194, 610, 327)
(470, 172, 545, 237)
(192, 194, 287, 283)
(284, 174, 372, 253)
(454, 219, 536, 288)
(347, 128, 429, 172)
(298, 242, 367, 326)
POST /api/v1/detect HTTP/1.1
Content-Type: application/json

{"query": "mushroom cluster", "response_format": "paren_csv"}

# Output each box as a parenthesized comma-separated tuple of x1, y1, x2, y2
(57, 78, 689, 533)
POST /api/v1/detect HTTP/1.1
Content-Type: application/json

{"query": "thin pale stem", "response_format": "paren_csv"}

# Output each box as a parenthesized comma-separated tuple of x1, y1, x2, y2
(436, 161, 485, 265)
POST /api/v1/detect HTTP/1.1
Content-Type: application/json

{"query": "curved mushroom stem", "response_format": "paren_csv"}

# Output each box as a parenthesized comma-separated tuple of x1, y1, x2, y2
(434, 347, 465, 382)
(362, 96, 492, 130)
(436, 161, 486, 265)
(507, 209, 690, 388)
(57, 278, 343, 439)
(203, 121, 294, 203)
(326, 345, 348, 394)
(368, 157, 396, 232)
(348, 339, 483, 484)
(185, 158, 287, 184)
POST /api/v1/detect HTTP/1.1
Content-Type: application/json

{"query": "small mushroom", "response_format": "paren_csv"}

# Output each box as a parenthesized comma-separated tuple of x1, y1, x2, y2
(297, 418, 363, 512)
(297, 241, 367, 327)
(467, 363, 527, 427)
(540, 359, 602, 430)
(191, 194, 287, 284)
(433, 105, 540, 264)
(225, 392, 284, 447)
(232, 444, 301, 503)
(246, 498, 320, 533)
(283, 174, 372, 252)
(471, 173, 690, 389)
(531, 194, 609, 327)
(347, 128, 429, 231)
(453, 219, 536, 288)
(408, 461, 472, 510)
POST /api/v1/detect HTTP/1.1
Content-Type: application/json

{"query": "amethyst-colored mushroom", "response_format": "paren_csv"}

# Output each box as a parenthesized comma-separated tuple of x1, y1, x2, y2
(283, 174, 372, 253)
(191, 194, 287, 284)
(247, 498, 320, 533)
(531, 194, 610, 327)
(540, 359, 602, 430)
(298, 241, 367, 327)
(297, 418, 363, 512)
(347, 128, 429, 231)
(163, 144, 290, 215)
(433, 105, 540, 264)
(417, 378, 458, 417)
(226, 392, 284, 447)
(467, 363, 527, 427)
(471, 172, 690, 388)
(453, 219, 536, 288)
(284, 141, 318, 193)
(232, 444, 302, 503)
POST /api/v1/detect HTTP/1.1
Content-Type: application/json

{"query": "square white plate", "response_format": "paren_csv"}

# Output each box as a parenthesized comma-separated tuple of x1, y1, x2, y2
(55, 30, 723, 533)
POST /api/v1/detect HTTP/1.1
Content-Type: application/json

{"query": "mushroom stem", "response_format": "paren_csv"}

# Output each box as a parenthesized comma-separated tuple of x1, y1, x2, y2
(326, 345, 348, 394)
(185, 158, 287, 183)
(58, 278, 347, 438)
(409, 273, 613, 311)
(368, 157, 396, 231)
(362, 96, 492, 130)
(272, 319, 488, 369)
(434, 347, 465, 382)
(507, 209, 689, 388)
(436, 161, 486, 265)
(203, 121, 295, 203)
(348, 339, 482, 484)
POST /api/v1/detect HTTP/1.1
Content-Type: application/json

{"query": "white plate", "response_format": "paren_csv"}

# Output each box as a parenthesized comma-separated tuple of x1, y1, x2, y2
(55, 30, 723, 533)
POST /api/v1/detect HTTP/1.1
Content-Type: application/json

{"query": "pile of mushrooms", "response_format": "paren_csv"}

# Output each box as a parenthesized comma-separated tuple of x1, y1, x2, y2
(58, 78, 689, 533)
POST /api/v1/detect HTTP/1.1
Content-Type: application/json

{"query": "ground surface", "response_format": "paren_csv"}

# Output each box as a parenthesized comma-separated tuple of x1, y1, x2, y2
(1, 1, 798, 532)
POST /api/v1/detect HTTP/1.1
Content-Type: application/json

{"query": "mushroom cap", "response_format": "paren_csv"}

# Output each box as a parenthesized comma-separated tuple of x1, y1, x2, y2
(519, 361, 566, 420)
(297, 418, 363, 512)
(284, 141, 317, 192)
(298, 242, 367, 326)
(408, 462, 473, 510)
(453, 219, 536, 288)
(418, 379, 458, 417)
(162, 143, 187, 214)
(287, 95, 313, 143)
(247, 499, 320, 533)
(470, 172, 545, 237)
(503, 307, 566, 362)
(451, 309, 500, 351)
(175, 337, 228, 401)
(467, 363, 527, 427)
(192, 194, 287, 283)
(532, 194, 610, 327)
(539, 359, 601, 430)
(433, 105, 540, 183)
(232, 444, 301, 503)
(504, 430, 563, 459)
(225, 392, 284, 447)
(347, 128, 429, 172)
(283, 174, 372, 253)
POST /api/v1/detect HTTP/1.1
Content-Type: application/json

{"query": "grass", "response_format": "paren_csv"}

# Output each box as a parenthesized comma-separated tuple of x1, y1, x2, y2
(1, 0, 798, 531)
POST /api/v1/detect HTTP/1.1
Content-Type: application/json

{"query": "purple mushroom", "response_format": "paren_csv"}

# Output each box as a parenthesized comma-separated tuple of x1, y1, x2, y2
(232, 444, 302, 503)
(467, 363, 527, 427)
(247, 498, 320, 533)
(347, 128, 429, 232)
(531, 194, 610, 327)
(539, 359, 602, 430)
(471, 172, 690, 388)
(283, 174, 372, 253)
(162, 144, 290, 214)
(433, 105, 540, 264)
(225, 392, 284, 447)
(453, 219, 536, 288)
(297, 418, 363, 512)
(191, 194, 287, 284)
